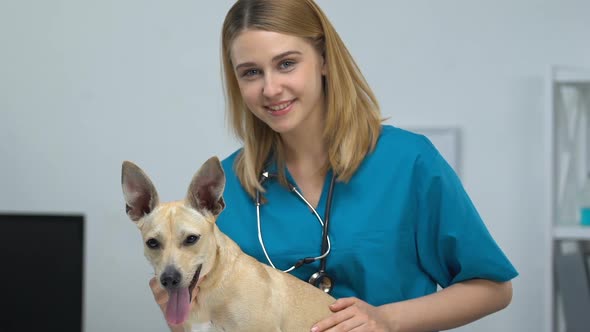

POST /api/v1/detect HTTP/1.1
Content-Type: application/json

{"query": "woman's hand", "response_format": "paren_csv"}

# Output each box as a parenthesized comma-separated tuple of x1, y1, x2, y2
(149, 276, 169, 312)
(149, 277, 185, 332)
(311, 297, 395, 332)
(310, 280, 513, 332)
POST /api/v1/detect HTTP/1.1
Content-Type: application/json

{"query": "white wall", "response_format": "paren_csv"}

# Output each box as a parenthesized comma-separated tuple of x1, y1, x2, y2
(1, 1, 589, 331)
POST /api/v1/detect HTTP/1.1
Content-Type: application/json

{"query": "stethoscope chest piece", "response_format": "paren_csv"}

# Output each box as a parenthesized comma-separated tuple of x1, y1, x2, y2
(308, 270, 334, 293)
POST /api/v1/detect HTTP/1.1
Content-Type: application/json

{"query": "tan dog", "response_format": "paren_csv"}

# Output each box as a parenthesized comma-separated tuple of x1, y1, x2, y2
(121, 156, 335, 332)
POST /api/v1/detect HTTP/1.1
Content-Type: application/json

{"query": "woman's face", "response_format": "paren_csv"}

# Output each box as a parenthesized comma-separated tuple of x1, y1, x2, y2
(230, 29, 326, 135)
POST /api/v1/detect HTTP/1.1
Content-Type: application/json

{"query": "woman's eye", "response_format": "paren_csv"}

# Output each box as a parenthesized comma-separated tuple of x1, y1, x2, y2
(242, 69, 260, 77)
(146, 238, 160, 249)
(184, 235, 200, 245)
(279, 60, 295, 70)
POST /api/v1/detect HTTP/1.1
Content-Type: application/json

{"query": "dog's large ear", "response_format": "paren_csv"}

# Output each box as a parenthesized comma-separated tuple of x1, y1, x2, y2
(121, 161, 159, 222)
(186, 156, 226, 218)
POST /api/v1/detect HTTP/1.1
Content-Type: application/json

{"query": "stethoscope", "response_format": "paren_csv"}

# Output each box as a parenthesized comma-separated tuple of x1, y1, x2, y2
(255, 170, 336, 293)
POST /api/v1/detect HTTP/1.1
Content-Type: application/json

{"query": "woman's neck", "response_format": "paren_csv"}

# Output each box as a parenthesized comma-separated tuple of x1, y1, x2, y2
(280, 119, 327, 177)
(280, 119, 328, 208)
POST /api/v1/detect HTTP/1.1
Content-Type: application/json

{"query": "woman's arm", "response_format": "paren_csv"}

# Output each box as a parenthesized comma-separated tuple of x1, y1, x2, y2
(312, 279, 513, 332)
(383, 279, 512, 332)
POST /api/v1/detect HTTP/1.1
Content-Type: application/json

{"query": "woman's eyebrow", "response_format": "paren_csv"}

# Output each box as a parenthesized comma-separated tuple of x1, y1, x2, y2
(271, 50, 302, 61)
(235, 50, 302, 71)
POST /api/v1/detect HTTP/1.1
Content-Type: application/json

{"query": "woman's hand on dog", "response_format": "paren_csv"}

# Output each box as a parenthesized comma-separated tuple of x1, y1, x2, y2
(310, 297, 394, 332)
(149, 277, 186, 332)
(149, 276, 169, 309)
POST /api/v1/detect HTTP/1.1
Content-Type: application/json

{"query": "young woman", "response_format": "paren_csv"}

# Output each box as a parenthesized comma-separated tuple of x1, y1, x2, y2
(151, 1, 518, 331)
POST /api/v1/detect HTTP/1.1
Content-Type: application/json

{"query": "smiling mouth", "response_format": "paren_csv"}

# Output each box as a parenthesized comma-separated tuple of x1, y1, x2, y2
(266, 100, 294, 112)
(188, 264, 202, 301)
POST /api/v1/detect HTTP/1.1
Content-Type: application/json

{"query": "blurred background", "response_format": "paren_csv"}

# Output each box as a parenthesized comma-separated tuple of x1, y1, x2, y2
(1, 0, 590, 331)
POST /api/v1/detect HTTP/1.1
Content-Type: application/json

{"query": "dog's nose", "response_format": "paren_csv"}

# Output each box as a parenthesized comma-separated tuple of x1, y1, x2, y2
(160, 266, 182, 289)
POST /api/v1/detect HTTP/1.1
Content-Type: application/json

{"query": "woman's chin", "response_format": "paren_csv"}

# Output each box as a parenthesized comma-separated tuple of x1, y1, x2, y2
(265, 121, 296, 135)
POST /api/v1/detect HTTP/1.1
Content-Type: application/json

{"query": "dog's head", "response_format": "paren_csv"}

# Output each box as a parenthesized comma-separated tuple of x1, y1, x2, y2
(121, 156, 225, 326)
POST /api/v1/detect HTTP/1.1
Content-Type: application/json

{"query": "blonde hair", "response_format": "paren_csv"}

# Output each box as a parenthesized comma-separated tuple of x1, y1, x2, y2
(221, 0, 382, 199)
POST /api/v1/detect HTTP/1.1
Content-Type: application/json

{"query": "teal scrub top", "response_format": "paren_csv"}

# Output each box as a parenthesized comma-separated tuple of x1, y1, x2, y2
(216, 125, 518, 305)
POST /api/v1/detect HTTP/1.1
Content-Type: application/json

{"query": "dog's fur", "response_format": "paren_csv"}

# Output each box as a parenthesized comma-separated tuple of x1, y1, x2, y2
(121, 156, 335, 332)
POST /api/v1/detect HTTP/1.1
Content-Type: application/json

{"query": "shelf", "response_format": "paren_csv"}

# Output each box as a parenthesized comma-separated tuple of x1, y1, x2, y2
(547, 65, 590, 332)
(554, 225, 590, 240)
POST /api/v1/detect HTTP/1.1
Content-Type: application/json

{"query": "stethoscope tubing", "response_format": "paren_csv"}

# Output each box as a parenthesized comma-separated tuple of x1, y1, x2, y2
(255, 171, 333, 273)
(319, 173, 336, 272)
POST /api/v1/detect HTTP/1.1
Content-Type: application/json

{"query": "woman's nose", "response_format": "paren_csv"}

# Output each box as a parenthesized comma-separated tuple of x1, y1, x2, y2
(262, 74, 282, 98)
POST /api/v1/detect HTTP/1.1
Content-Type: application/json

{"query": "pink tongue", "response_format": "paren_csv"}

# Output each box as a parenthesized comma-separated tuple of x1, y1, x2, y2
(165, 287, 191, 326)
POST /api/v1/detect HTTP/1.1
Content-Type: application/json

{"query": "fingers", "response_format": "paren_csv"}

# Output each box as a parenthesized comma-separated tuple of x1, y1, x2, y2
(329, 297, 358, 312)
(149, 277, 169, 305)
(311, 308, 356, 332)
(327, 317, 364, 332)
(149, 276, 158, 290)
(312, 298, 383, 332)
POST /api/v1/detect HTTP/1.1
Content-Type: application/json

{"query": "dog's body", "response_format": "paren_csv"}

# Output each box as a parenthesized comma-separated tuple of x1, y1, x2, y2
(121, 157, 335, 332)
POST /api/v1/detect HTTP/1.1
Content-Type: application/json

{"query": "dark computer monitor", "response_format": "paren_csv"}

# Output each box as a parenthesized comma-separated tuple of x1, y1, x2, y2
(0, 213, 84, 332)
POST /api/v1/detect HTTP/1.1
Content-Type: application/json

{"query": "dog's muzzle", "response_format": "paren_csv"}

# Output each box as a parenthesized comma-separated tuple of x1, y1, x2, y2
(160, 264, 202, 299)
(160, 266, 182, 289)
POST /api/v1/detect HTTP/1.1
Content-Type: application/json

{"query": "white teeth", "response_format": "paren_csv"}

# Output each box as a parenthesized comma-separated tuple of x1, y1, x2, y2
(268, 101, 292, 111)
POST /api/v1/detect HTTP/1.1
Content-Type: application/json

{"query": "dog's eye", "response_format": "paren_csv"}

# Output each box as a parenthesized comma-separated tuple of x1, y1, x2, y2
(146, 238, 160, 249)
(184, 235, 200, 245)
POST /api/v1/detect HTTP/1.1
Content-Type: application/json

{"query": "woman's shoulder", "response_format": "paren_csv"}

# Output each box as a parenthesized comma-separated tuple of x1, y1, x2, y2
(220, 148, 242, 175)
(216, 148, 244, 194)
(217, 147, 250, 203)
(376, 124, 439, 160)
